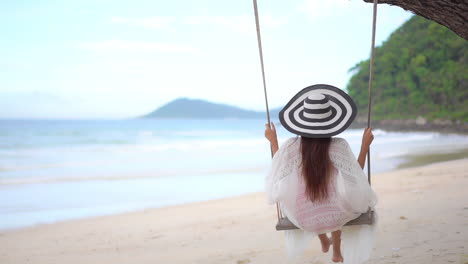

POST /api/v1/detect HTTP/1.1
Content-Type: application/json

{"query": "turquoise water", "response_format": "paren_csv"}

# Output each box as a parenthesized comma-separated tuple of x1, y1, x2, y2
(1, 119, 467, 230)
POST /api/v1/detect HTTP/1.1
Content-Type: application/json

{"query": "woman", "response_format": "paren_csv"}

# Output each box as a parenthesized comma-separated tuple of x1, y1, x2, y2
(264, 84, 377, 263)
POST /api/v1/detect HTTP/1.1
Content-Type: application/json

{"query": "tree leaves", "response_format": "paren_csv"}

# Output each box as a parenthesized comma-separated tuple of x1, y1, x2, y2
(347, 16, 468, 121)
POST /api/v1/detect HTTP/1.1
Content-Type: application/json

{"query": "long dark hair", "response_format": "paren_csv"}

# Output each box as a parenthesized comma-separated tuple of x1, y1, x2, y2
(300, 136, 334, 202)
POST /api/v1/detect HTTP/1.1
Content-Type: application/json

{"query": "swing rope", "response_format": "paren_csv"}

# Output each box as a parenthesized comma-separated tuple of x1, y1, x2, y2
(252, 0, 271, 126)
(366, 0, 378, 184)
(252, 0, 379, 227)
(252, 0, 282, 222)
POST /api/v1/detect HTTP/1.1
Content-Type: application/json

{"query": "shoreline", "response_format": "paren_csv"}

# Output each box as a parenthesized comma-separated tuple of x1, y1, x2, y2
(1, 149, 467, 232)
(398, 147, 468, 169)
(1, 158, 466, 263)
(350, 118, 468, 135)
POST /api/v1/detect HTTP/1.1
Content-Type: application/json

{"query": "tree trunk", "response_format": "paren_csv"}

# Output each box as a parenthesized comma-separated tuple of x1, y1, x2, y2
(363, 0, 468, 40)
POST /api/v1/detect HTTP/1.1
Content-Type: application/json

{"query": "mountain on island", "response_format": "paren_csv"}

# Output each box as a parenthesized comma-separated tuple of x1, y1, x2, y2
(347, 15, 468, 122)
(143, 98, 281, 119)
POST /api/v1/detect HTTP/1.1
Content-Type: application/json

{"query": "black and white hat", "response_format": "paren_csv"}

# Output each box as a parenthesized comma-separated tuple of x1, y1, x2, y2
(279, 84, 357, 138)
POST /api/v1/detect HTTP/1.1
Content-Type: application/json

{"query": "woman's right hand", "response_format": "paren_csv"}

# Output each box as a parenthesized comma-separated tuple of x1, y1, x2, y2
(357, 128, 374, 169)
(361, 127, 374, 152)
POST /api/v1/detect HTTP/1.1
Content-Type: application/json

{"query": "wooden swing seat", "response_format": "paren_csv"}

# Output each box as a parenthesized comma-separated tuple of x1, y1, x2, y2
(275, 210, 375, 231)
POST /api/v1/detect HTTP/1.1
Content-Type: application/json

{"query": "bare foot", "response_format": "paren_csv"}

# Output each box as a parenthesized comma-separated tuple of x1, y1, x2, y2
(331, 230, 343, 263)
(321, 237, 331, 253)
(318, 234, 331, 253)
(332, 254, 344, 263)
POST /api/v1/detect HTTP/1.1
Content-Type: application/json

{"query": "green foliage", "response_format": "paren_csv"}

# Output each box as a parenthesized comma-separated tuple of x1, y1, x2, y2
(347, 16, 468, 122)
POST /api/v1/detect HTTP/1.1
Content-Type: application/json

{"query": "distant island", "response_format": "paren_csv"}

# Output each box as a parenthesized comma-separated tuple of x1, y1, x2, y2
(143, 98, 281, 119)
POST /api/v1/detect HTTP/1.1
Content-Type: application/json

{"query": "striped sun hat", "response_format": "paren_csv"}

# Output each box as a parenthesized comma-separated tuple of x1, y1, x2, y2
(279, 84, 357, 138)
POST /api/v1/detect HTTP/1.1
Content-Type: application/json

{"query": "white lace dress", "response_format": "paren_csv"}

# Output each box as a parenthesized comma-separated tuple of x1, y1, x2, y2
(265, 137, 378, 262)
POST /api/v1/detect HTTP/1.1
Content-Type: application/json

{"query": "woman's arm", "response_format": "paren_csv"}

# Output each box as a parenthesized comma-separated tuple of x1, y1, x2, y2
(264, 122, 279, 156)
(358, 128, 374, 169)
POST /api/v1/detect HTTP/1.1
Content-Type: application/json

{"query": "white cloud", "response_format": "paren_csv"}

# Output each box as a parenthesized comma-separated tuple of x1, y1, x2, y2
(79, 40, 196, 53)
(261, 14, 288, 28)
(109, 16, 129, 24)
(298, 0, 364, 19)
(213, 15, 253, 33)
(182, 14, 287, 34)
(110, 16, 174, 29)
(182, 15, 250, 33)
(109, 14, 286, 34)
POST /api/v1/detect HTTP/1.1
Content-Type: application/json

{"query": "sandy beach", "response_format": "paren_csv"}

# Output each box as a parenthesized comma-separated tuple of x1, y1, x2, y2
(1, 158, 467, 264)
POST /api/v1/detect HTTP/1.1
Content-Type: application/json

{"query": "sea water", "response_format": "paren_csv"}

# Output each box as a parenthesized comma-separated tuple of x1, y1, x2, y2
(1, 119, 467, 230)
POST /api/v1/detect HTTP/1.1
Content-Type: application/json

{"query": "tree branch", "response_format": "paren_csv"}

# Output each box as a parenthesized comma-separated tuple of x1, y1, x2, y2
(363, 0, 468, 40)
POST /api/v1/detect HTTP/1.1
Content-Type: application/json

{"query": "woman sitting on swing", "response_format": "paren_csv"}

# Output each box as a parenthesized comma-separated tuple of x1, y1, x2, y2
(264, 84, 377, 263)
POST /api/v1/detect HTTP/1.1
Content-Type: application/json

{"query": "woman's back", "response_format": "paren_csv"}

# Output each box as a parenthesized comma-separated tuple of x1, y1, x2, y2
(266, 137, 376, 234)
(264, 85, 377, 262)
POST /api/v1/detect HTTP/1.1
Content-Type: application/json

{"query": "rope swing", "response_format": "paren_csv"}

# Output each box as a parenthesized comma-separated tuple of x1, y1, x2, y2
(252, 0, 379, 230)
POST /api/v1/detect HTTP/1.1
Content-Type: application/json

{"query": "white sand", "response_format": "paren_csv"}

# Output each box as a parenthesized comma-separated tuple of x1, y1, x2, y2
(1, 159, 467, 264)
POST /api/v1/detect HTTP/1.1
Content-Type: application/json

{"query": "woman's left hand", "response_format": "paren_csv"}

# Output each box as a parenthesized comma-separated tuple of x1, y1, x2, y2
(264, 122, 278, 145)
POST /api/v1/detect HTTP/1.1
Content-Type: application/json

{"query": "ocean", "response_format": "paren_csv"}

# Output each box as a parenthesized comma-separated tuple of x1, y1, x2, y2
(1, 119, 467, 230)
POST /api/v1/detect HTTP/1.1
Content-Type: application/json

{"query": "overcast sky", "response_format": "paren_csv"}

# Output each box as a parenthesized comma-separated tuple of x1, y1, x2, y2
(1, 0, 412, 119)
